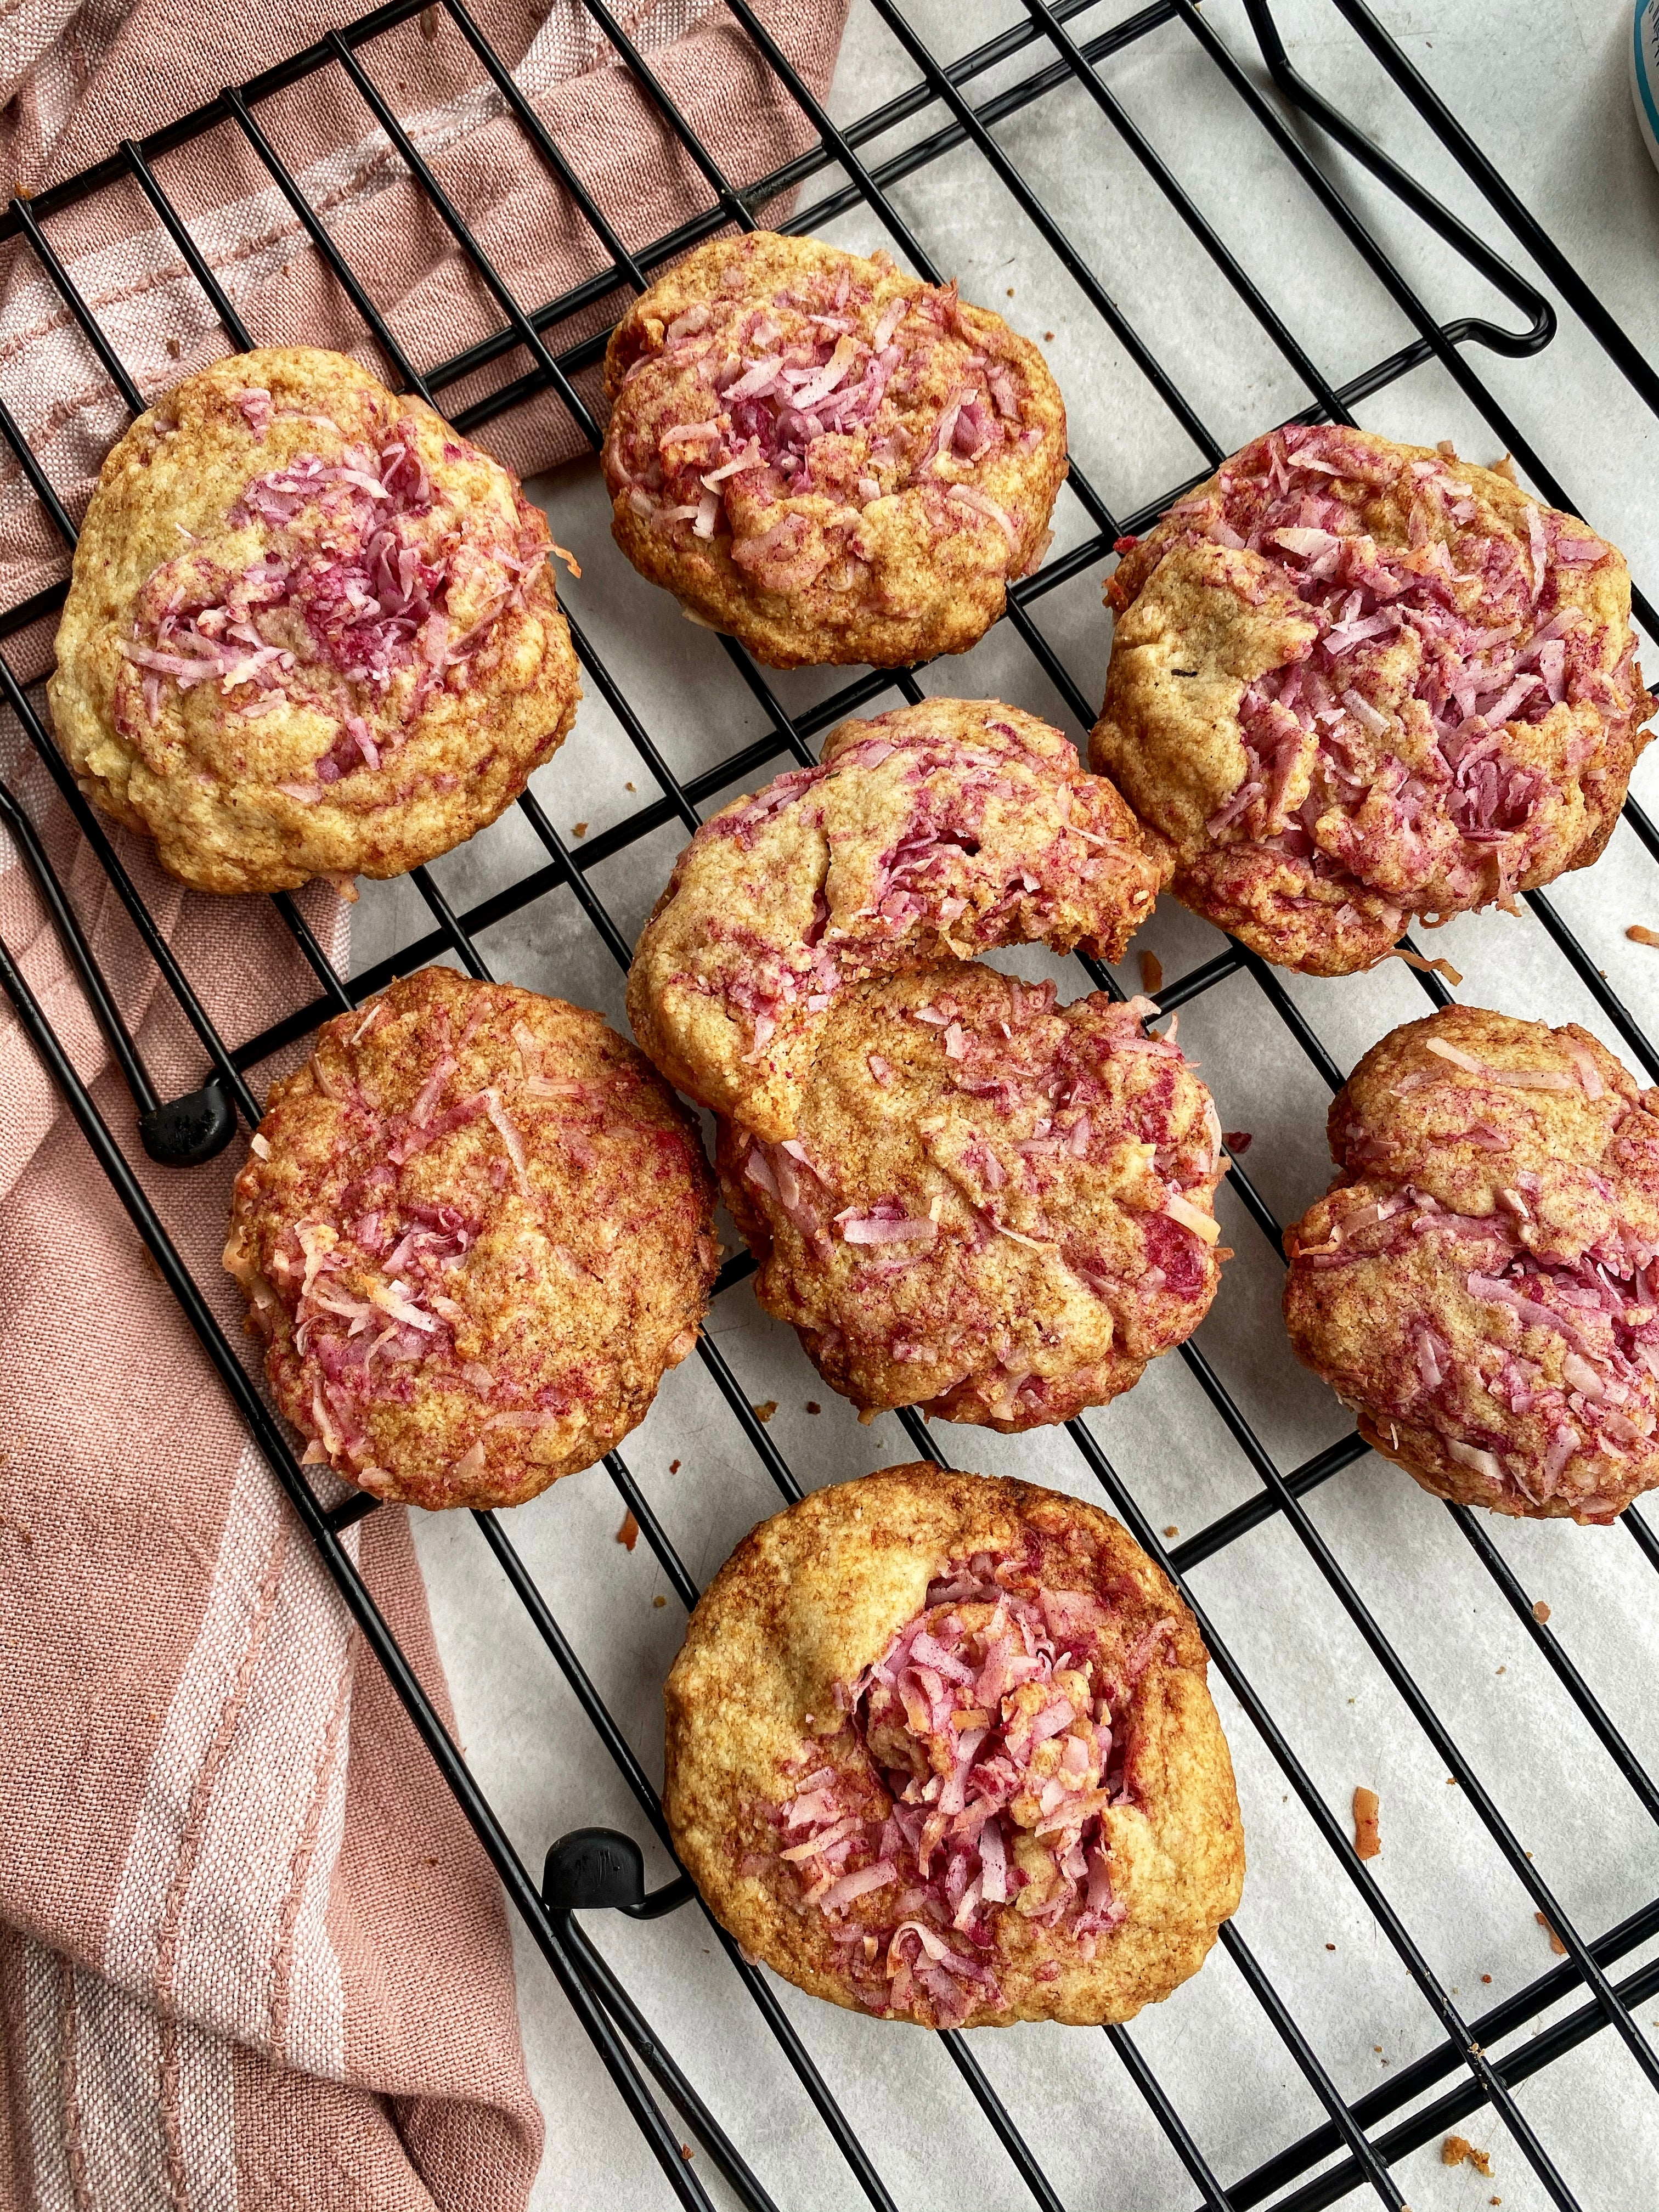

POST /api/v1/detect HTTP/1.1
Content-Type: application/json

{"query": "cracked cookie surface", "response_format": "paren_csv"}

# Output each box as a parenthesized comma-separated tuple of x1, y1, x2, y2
(628, 697, 1165, 1141)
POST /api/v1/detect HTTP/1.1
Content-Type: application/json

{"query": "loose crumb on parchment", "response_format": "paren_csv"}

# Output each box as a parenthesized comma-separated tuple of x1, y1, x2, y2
(1353, 1786, 1381, 1860)
(1442, 2134, 1493, 2176)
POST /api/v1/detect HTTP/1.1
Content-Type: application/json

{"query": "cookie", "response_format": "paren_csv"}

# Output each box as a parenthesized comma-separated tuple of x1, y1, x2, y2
(1284, 1005, 1659, 1521)
(601, 232, 1066, 667)
(1091, 425, 1652, 974)
(224, 967, 718, 1509)
(717, 962, 1226, 1427)
(628, 697, 1165, 1141)
(664, 1464, 1244, 2029)
(49, 347, 581, 894)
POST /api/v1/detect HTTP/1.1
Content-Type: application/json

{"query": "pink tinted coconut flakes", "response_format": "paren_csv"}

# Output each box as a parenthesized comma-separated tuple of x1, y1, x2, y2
(1283, 1017, 1659, 1522)
(1113, 424, 1650, 940)
(640, 706, 1160, 1124)
(606, 247, 1055, 611)
(230, 976, 716, 1505)
(723, 972, 1223, 1429)
(120, 410, 546, 788)
(767, 1552, 1164, 2025)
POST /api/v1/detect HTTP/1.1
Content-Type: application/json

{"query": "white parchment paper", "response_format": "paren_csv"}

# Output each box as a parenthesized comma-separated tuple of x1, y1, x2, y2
(353, 4, 1659, 2202)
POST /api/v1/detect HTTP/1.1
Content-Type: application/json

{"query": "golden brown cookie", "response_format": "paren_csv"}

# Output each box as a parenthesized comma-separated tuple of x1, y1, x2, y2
(224, 967, 718, 1509)
(602, 232, 1066, 667)
(1284, 1005, 1659, 1521)
(50, 347, 581, 894)
(1091, 425, 1652, 974)
(717, 962, 1226, 1427)
(628, 697, 1166, 1141)
(664, 1464, 1244, 2029)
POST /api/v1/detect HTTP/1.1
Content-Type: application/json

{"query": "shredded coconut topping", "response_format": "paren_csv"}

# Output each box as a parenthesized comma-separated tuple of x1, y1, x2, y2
(228, 978, 714, 1495)
(725, 971, 1223, 1426)
(641, 703, 1159, 1132)
(1112, 423, 1650, 938)
(606, 242, 1057, 613)
(765, 1549, 1176, 2025)
(118, 400, 548, 792)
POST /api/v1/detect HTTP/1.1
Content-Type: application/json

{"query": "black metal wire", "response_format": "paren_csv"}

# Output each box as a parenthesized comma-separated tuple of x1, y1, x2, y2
(4, 3, 1659, 2207)
(122, 141, 256, 351)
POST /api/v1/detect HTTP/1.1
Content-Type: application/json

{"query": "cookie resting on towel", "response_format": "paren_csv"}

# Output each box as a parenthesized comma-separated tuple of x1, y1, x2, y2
(717, 962, 1226, 1429)
(601, 231, 1066, 667)
(49, 347, 580, 894)
(1284, 1006, 1659, 1521)
(664, 1465, 1244, 2029)
(1091, 424, 1652, 974)
(224, 967, 718, 1510)
(627, 697, 1165, 1141)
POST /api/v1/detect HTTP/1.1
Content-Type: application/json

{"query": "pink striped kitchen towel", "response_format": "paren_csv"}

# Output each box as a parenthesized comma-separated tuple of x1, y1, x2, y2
(0, 0, 849, 2202)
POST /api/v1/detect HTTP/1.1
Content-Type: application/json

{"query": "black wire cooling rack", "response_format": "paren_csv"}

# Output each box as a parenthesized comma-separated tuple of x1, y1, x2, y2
(4, 2, 1659, 2205)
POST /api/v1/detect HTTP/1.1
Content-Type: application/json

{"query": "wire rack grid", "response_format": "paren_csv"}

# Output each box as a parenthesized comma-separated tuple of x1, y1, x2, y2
(3, 1, 1659, 2205)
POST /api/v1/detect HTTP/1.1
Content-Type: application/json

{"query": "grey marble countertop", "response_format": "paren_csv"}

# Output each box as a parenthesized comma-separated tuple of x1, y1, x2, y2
(349, 5, 1659, 2204)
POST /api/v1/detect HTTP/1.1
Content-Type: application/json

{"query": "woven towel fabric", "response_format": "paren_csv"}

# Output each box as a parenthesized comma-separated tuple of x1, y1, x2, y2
(0, 1, 850, 2203)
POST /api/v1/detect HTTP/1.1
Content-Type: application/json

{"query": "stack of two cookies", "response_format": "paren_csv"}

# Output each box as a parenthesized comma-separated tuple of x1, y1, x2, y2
(626, 697, 1229, 1435)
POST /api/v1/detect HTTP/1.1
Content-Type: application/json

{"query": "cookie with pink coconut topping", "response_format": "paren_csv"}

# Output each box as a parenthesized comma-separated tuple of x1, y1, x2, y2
(664, 1464, 1243, 2029)
(49, 347, 580, 894)
(224, 966, 717, 1510)
(1284, 1006, 1659, 1522)
(717, 961, 1226, 1427)
(1091, 425, 1652, 974)
(601, 232, 1066, 667)
(628, 697, 1165, 1141)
